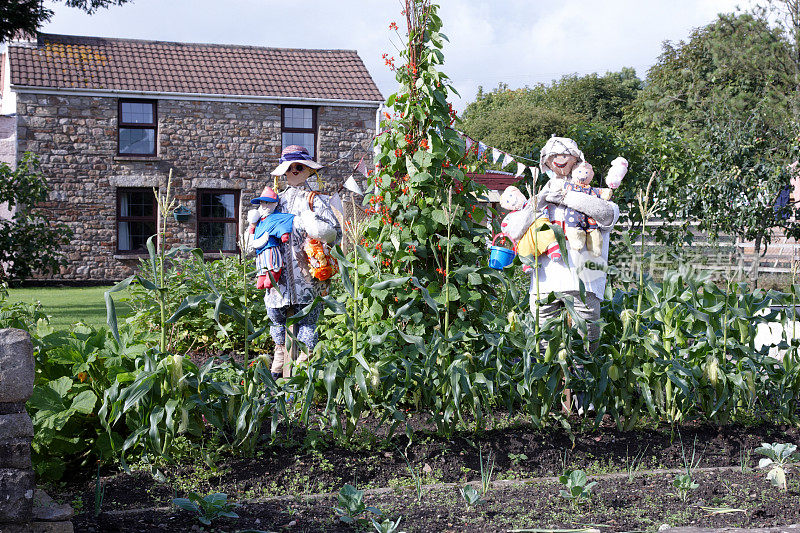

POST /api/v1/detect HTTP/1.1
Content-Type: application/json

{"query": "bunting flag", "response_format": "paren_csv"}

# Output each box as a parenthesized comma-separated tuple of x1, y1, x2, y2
(492, 148, 503, 164)
(354, 156, 368, 177)
(343, 175, 364, 196)
(453, 129, 542, 179)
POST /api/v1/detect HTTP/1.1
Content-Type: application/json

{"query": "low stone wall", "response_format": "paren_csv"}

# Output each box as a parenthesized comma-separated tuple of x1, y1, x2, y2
(0, 329, 35, 525)
(0, 328, 74, 532)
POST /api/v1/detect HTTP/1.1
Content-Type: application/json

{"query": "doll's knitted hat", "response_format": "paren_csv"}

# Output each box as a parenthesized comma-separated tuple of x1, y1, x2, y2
(250, 185, 279, 204)
(539, 137, 585, 175)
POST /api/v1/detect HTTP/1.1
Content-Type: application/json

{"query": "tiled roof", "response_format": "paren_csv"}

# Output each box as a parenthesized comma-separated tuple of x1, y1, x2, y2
(9, 33, 383, 102)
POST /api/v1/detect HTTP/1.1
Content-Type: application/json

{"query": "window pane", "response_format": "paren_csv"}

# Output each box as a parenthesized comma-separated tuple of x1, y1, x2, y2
(121, 102, 154, 124)
(199, 222, 237, 252)
(200, 192, 235, 219)
(118, 221, 156, 252)
(284, 107, 312, 129)
(282, 132, 314, 157)
(120, 190, 154, 218)
(119, 128, 155, 154)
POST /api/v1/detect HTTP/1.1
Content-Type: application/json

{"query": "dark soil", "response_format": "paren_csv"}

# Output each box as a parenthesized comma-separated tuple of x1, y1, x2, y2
(55, 416, 800, 532)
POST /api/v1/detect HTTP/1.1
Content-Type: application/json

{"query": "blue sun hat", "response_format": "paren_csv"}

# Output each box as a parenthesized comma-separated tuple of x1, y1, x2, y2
(250, 185, 279, 205)
(271, 145, 323, 176)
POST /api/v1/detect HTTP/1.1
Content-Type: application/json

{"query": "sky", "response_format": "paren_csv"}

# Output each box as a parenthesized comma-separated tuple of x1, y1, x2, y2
(37, 0, 751, 113)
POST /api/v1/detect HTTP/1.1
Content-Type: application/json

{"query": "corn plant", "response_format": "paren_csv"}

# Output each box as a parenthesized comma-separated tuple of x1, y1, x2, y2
(755, 442, 799, 491)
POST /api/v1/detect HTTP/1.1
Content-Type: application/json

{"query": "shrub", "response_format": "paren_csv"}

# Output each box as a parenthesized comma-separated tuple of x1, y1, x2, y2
(27, 323, 149, 479)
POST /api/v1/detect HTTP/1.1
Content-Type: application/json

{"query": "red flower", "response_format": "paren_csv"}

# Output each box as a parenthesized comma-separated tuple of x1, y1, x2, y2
(419, 139, 429, 150)
(389, 22, 399, 31)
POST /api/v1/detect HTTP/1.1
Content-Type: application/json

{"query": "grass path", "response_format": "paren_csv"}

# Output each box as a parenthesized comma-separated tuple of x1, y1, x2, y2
(5, 285, 132, 329)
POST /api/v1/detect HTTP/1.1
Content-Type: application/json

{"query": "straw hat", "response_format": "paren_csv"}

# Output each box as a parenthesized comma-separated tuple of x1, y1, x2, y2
(271, 145, 323, 176)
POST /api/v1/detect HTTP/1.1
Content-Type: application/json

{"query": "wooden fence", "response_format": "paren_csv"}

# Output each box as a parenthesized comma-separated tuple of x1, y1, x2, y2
(621, 220, 800, 285)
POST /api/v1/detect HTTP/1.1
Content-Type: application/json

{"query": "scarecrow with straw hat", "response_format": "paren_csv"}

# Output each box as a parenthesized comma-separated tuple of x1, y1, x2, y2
(243, 145, 341, 379)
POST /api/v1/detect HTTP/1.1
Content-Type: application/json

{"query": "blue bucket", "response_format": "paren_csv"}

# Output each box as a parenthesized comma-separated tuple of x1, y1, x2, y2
(489, 233, 516, 270)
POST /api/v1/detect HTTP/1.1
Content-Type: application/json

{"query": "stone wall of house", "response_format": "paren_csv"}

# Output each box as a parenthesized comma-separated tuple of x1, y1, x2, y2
(16, 93, 376, 281)
(0, 114, 15, 166)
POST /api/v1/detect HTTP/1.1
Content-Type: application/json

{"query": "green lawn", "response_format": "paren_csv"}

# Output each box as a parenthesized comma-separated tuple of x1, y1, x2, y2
(5, 285, 132, 330)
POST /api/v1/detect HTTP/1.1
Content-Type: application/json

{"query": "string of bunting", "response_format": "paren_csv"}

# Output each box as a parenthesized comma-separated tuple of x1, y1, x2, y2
(456, 130, 540, 182)
(340, 129, 541, 197)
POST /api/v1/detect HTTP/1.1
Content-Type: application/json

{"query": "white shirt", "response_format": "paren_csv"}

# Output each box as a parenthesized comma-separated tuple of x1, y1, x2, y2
(529, 201, 620, 299)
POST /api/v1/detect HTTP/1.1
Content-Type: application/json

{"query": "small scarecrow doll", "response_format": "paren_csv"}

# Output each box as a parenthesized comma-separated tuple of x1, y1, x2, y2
(246, 186, 295, 290)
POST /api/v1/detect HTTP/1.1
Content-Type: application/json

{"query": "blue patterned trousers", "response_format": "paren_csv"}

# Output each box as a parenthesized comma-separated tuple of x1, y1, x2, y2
(266, 304, 321, 351)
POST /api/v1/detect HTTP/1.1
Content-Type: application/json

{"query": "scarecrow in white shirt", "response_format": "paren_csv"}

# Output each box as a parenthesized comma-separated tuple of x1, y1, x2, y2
(531, 136, 624, 351)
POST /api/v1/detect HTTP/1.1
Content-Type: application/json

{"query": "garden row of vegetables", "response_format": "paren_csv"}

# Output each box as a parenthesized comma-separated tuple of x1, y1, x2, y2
(2, 237, 800, 482)
(1, 0, 798, 487)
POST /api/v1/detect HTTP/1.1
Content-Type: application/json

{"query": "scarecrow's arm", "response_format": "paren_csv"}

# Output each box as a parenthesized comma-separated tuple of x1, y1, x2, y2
(540, 181, 616, 228)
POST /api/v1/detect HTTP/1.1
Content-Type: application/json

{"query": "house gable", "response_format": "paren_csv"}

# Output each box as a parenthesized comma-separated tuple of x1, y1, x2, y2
(8, 35, 382, 282)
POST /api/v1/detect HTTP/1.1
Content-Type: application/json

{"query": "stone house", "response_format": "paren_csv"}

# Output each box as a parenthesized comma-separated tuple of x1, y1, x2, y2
(1, 33, 383, 281)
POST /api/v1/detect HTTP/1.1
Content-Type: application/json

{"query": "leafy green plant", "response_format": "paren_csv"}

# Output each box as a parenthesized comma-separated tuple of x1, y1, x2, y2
(508, 453, 528, 467)
(0, 282, 48, 332)
(124, 253, 270, 355)
(172, 492, 239, 526)
(479, 447, 495, 496)
(27, 323, 147, 479)
(459, 485, 484, 508)
(558, 470, 597, 507)
(0, 153, 72, 281)
(372, 516, 405, 533)
(672, 473, 699, 502)
(755, 442, 799, 491)
(332, 484, 381, 524)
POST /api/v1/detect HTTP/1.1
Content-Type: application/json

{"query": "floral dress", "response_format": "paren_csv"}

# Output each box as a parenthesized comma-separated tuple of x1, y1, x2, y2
(263, 185, 342, 308)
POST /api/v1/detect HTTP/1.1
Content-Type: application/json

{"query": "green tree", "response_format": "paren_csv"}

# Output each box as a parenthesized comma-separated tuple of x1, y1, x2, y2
(461, 69, 642, 159)
(462, 97, 581, 159)
(626, 9, 800, 270)
(0, 0, 132, 43)
(0, 153, 72, 281)
(627, 12, 795, 143)
(694, 116, 800, 260)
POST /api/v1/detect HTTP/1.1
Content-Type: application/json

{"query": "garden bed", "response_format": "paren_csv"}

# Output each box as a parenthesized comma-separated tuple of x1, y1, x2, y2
(55, 417, 800, 532)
